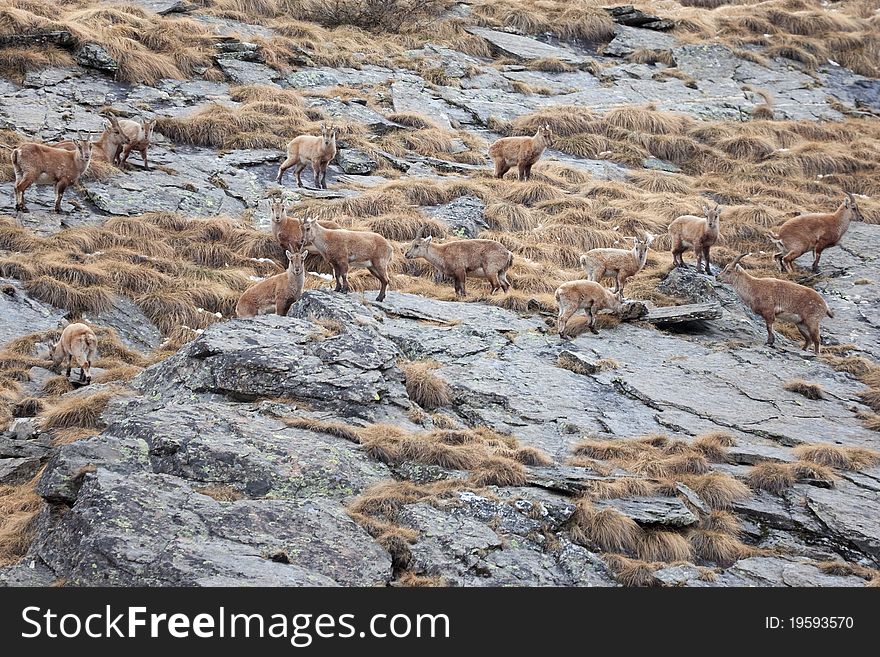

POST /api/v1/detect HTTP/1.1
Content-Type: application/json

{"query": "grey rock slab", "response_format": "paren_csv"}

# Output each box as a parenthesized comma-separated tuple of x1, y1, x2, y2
(215, 58, 280, 86)
(283, 65, 421, 91)
(595, 495, 698, 527)
(0, 456, 42, 484)
(82, 295, 161, 352)
(125, 0, 195, 14)
(644, 301, 722, 324)
(725, 443, 796, 465)
(73, 43, 119, 73)
(309, 98, 399, 135)
(653, 563, 707, 587)
(194, 15, 275, 39)
(714, 556, 865, 587)
(373, 291, 541, 332)
(0, 279, 66, 348)
(336, 148, 378, 175)
(424, 195, 488, 238)
(97, 399, 391, 501)
(0, 559, 57, 587)
(391, 81, 454, 131)
(134, 299, 409, 420)
(602, 25, 676, 58)
(466, 27, 592, 64)
(805, 481, 880, 565)
(822, 66, 880, 113)
(34, 469, 391, 586)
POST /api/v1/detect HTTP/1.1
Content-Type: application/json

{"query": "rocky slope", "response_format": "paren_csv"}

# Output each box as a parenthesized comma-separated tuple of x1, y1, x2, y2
(1, 1, 879, 586)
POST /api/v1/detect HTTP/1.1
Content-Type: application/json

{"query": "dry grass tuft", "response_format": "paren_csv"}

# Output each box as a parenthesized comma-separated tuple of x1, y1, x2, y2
(679, 473, 751, 509)
(784, 379, 824, 400)
(792, 444, 880, 472)
(636, 529, 693, 563)
(687, 529, 752, 567)
(39, 387, 122, 433)
(602, 554, 661, 587)
(0, 471, 43, 567)
(284, 416, 362, 443)
(470, 456, 528, 487)
(569, 499, 641, 554)
(399, 360, 451, 410)
(194, 484, 245, 502)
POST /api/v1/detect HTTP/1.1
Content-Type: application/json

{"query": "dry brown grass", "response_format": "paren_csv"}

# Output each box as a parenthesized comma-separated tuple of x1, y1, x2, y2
(0, 470, 43, 567)
(399, 360, 451, 410)
(784, 378, 824, 400)
(746, 460, 836, 494)
(39, 387, 122, 433)
(602, 554, 661, 587)
(792, 444, 880, 472)
(0, 2, 218, 84)
(569, 499, 641, 553)
(194, 484, 245, 502)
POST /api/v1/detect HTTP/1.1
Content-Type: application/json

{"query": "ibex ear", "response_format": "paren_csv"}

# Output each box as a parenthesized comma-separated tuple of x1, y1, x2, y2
(424, 235, 433, 243)
(285, 250, 294, 260)
(300, 249, 309, 259)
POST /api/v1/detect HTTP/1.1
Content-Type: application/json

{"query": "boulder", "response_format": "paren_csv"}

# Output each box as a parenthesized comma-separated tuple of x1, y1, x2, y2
(424, 195, 488, 238)
(336, 148, 378, 175)
(73, 44, 119, 73)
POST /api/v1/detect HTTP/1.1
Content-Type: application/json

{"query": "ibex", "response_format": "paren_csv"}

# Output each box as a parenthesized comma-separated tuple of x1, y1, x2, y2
(235, 249, 308, 317)
(717, 253, 834, 354)
(277, 124, 337, 189)
(268, 200, 340, 256)
(580, 232, 655, 294)
(50, 322, 98, 384)
(488, 124, 553, 181)
(405, 235, 513, 297)
(114, 117, 157, 170)
(12, 135, 92, 213)
(770, 193, 862, 273)
(301, 218, 392, 302)
(555, 280, 623, 338)
(57, 117, 129, 164)
(668, 203, 722, 274)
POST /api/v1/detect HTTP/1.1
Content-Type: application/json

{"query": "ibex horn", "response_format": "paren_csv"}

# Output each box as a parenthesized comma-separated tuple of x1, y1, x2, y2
(730, 252, 750, 268)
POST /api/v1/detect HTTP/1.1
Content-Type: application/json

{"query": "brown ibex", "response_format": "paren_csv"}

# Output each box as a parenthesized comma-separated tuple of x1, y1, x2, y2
(50, 322, 98, 384)
(770, 194, 862, 273)
(555, 280, 623, 338)
(277, 124, 337, 189)
(580, 232, 655, 294)
(405, 235, 513, 297)
(488, 124, 553, 181)
(235, 249, 308, 317)
(301, 218, 392, 302)
(669, 203, 722, 274)
(717, 253, 834, 354)
(12, 136, 92, 213)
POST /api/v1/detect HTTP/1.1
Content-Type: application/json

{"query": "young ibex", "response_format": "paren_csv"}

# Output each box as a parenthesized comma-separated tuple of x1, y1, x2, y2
(12, 136, 92, 213)
(277, 124, 337, 189)
(488, 124, 553, 181)
(668, 203, 722, 274)
(301, 218, 392, 302)
(405, 235, 513, 297)
(50, 322, 98, 384)
(114, 117, 157, 170)
(235, 249, 308, 317)
(717, 253, 834, 354)
(770, 193, 862, 273)
(555, 280, 623, 338)
(580, 232, 655, 295)
(268, 200, 340, 255)
(57, 117, 129, 164)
